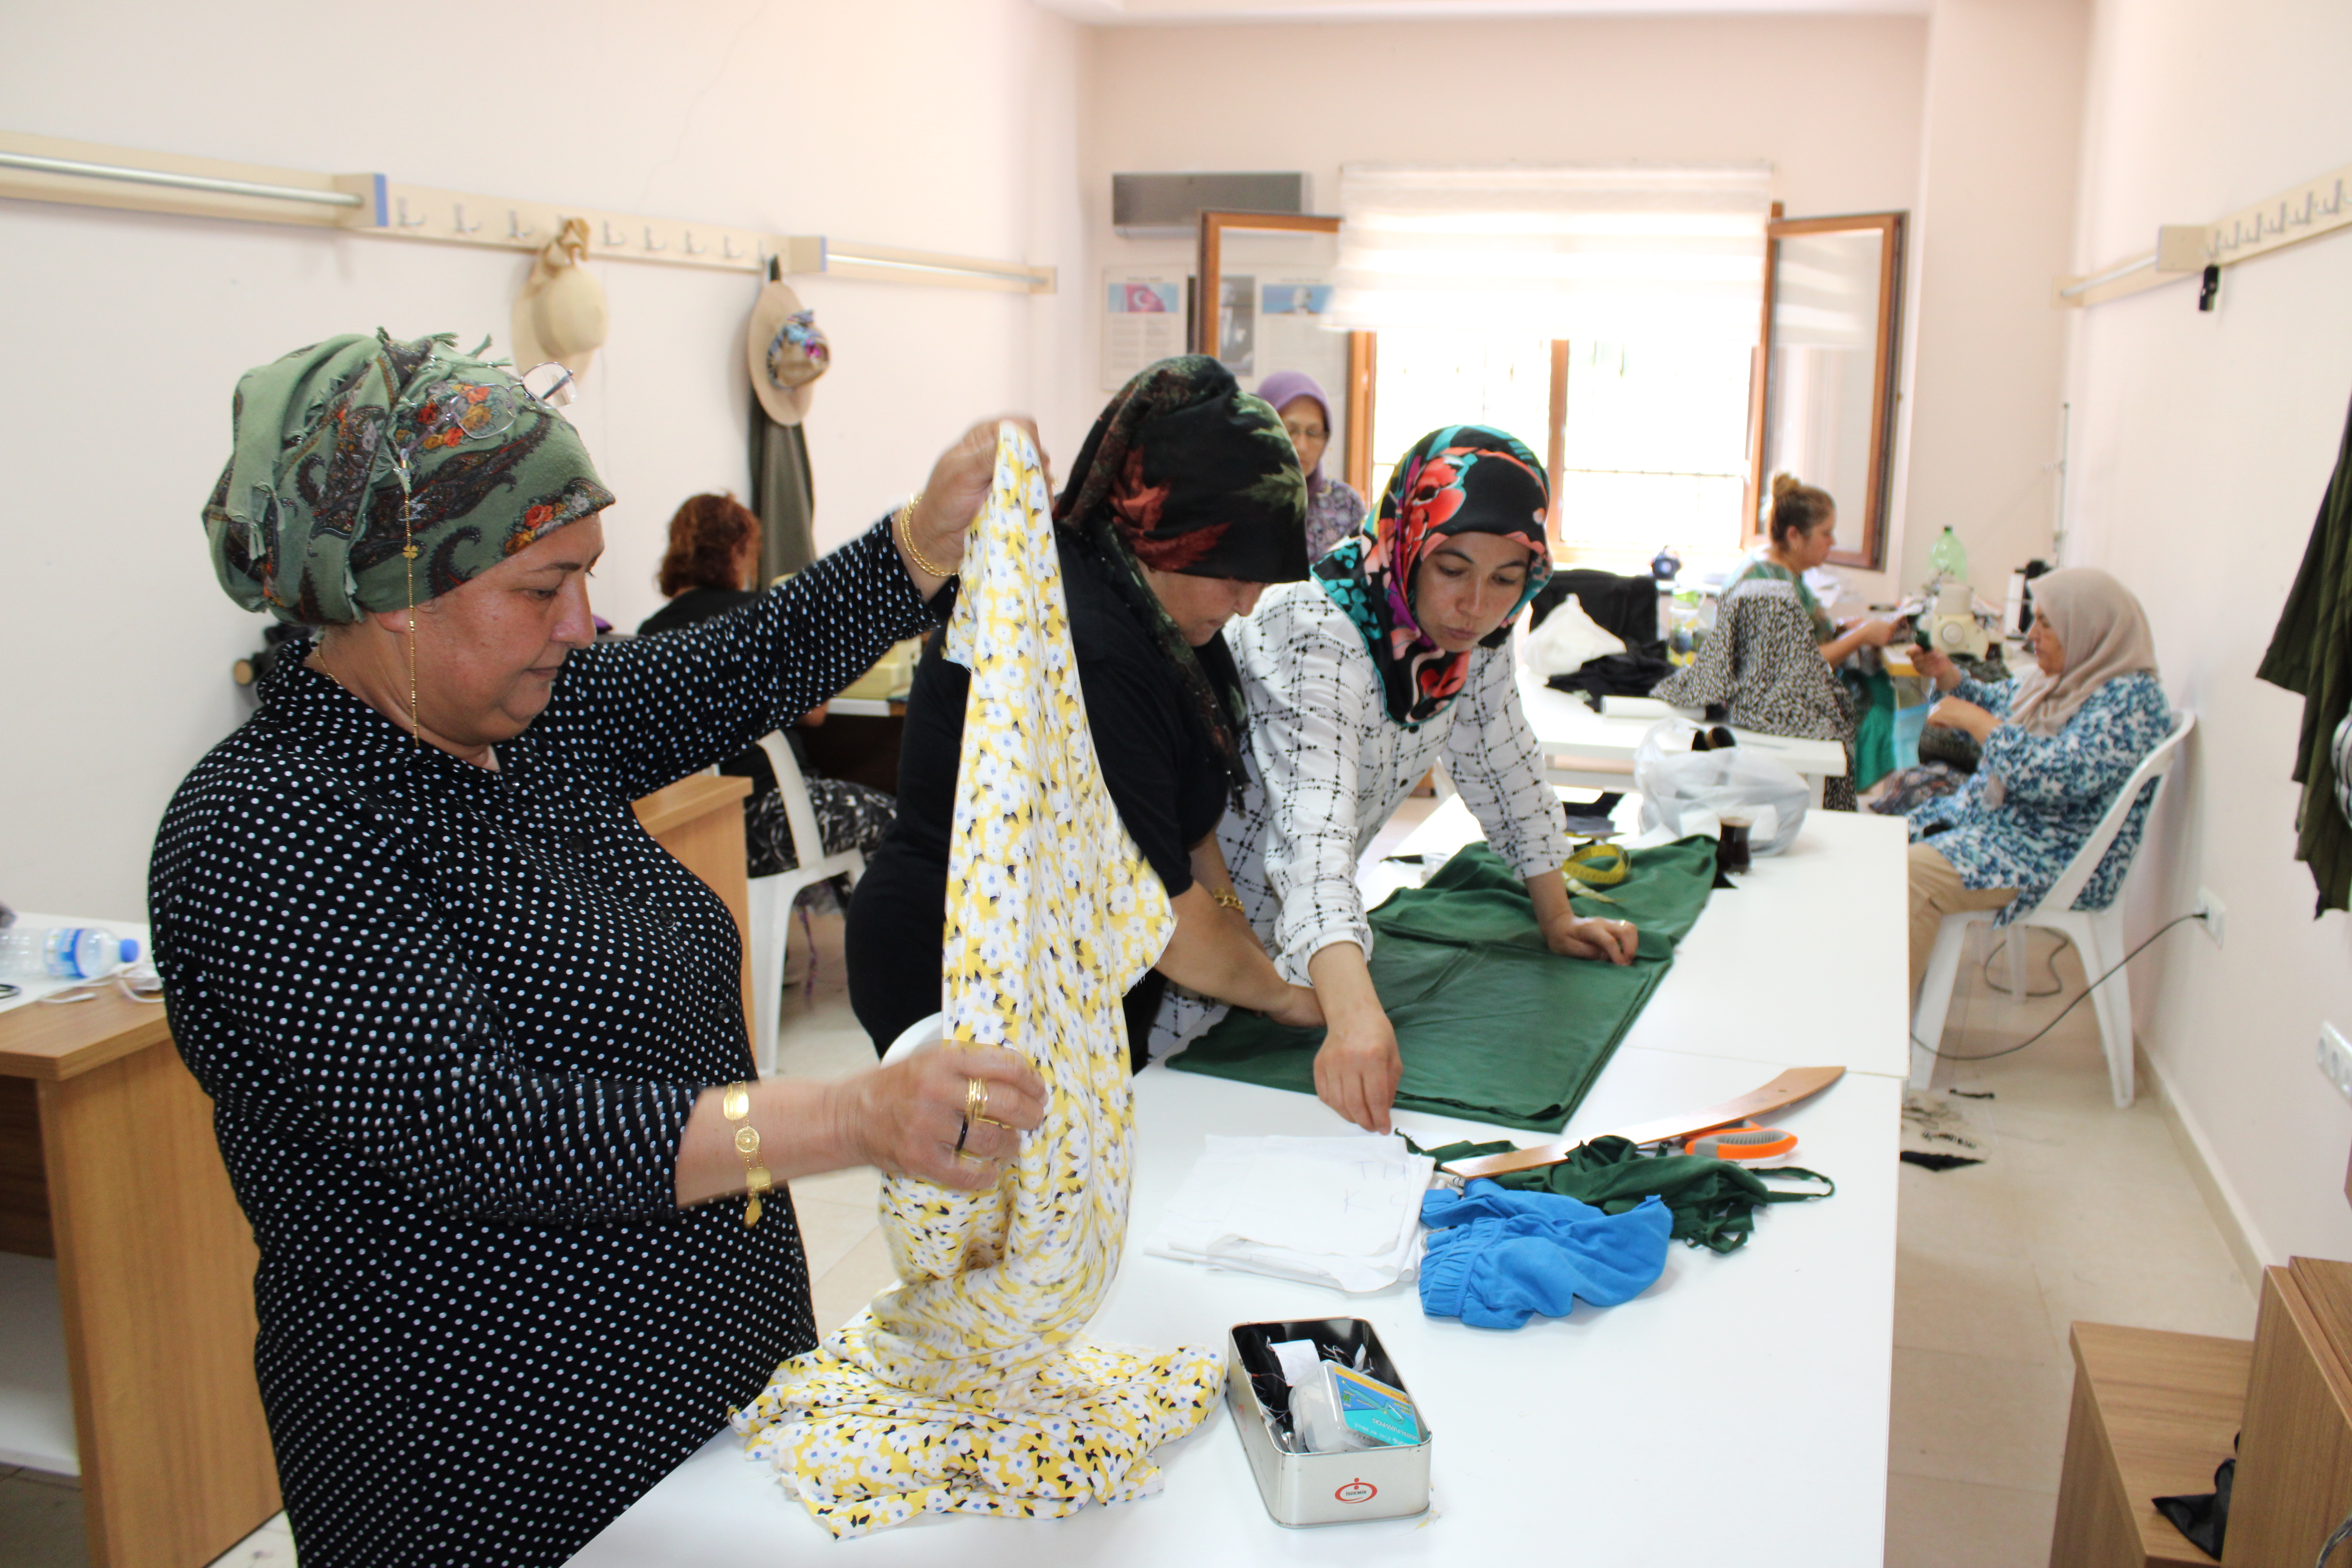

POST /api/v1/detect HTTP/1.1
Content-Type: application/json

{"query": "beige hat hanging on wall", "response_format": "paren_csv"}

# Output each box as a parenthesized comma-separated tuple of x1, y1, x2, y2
(511, 218, 609, 380)
(745, 265, 830, 426)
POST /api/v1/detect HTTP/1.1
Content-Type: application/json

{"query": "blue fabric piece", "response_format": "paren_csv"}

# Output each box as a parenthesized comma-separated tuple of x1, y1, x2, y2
(1418, 1180, 1674, 1330)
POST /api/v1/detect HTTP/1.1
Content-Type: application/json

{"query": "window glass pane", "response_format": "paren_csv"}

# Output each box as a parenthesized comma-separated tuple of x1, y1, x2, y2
(1760, 229, 1887, 557)
(1368, 329, 1553, 506)
(1554, 339, 1752, 566)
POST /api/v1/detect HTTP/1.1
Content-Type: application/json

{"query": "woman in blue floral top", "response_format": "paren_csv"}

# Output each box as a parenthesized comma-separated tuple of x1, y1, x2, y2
(1904, 567, 2172, 994)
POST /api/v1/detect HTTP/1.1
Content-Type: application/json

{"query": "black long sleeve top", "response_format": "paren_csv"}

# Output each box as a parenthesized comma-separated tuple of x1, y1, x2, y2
(149, 519, 934, 1568)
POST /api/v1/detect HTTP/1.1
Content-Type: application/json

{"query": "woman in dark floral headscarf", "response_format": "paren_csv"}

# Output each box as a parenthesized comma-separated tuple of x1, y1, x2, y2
(1152, 424, 1639, 1133)
(848, 355, 1324, 1067)
(154, 330, 1051, 1568)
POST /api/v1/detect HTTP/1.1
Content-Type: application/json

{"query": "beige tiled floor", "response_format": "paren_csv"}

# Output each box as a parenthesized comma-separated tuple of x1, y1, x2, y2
(16, 818, 2252, 1568)
(1887, 922, 2254, 1567)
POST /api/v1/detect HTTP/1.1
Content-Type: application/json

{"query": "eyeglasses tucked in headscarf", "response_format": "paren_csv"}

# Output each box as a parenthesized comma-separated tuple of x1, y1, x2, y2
(204, 330, 613, 625)
(1313, 424, 1553, 727)
(1054, 355, 1310, 804)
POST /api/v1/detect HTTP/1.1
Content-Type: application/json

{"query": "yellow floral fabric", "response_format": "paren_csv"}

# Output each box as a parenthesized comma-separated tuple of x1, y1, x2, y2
(733, 425, 1223, 1537)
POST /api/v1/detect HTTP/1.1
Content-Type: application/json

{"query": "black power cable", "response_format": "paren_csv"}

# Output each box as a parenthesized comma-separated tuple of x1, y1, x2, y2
(1912, 910, 2207, 1063)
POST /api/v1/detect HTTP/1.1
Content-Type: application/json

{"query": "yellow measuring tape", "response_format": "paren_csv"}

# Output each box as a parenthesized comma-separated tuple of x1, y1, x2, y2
(1562, 840, 1628, 901)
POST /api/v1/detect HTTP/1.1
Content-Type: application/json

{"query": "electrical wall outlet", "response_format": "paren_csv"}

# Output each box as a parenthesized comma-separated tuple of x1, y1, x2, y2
(2319, 1023, 2352, 1105)
(2195, 888, 2226, 947)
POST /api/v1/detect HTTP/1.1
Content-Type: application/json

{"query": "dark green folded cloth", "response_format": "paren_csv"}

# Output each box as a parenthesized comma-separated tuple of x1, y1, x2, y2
(1417, 1134, 1835, 1254)
(1164, 837, 1719, 1132)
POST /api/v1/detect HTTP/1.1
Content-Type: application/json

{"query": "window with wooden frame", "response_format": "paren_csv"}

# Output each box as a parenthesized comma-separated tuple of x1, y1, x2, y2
(1749, 211, 1907, 570)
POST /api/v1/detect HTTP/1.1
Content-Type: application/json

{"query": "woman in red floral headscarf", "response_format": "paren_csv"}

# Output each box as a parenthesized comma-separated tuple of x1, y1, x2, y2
(1151, 425, 1639, 1132)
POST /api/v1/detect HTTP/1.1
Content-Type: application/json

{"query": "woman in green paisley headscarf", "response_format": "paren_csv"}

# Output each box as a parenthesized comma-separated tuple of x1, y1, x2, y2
(846, 354, 1326, 1067)
(154, 330, 1054, 1568)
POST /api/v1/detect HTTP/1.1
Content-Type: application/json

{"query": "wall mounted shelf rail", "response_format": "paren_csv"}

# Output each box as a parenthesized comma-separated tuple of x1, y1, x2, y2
(0, 132, 1056, 294)
(2056, 157, 2352, 308)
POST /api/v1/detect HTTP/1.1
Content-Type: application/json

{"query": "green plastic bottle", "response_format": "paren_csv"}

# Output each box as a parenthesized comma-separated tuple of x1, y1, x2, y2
(1929, 526, 1970, 583)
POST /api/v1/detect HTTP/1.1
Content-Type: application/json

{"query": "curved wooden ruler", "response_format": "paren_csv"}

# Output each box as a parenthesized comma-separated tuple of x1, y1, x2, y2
(1439, 1065, 1846, 1181)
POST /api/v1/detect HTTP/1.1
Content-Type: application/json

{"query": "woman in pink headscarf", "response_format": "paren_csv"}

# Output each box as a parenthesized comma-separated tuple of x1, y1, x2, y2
(1258, 370, 1365, 561)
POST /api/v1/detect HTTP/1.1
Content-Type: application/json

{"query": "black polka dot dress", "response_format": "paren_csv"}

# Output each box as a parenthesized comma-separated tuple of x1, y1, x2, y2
(150, 520, 935, 1568)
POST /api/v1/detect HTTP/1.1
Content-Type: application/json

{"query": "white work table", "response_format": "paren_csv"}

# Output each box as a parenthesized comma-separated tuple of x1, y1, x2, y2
(1387, 797, 1914, 1081)
(1515, 670, 1849, 805)
(576, 809, 1907, 1567)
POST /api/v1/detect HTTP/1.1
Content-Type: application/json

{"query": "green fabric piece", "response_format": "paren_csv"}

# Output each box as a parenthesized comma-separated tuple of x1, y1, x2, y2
(204, 332, 612, 624)
(1847, 665, 1898, 791)
(2256, 389, 2352, 915)
(1416, 1134, 1834, 1254)
(1165, 838, 1718, 1131)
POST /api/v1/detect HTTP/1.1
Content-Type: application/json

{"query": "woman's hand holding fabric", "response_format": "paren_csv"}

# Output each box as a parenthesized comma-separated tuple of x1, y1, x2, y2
(1543, 912, 1638, 965)
(1306, 941, 1400, 1133)
(844, 1044, 1047, 1191)
(1911, 646, 1964, 691)
(1841, 616, 1900, 648)
(674, 1047, 1047, 1206)
(1313, 1011, 1402, 1135)
(902, 417, 1045, 586)
(1928, 695, 1998, 742)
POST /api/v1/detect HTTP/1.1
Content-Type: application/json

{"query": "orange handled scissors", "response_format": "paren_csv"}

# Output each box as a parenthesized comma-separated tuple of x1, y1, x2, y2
(1683, 1122, 1799, 1161)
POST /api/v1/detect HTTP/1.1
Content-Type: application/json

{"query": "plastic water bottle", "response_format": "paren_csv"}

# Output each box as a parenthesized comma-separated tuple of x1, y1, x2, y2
(0, 925, 139, 981)
(1929, 526, 1970, 584)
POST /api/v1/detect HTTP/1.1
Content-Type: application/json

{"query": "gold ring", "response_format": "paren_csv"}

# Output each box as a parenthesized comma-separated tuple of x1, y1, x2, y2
(966, 1077, 989, 1125)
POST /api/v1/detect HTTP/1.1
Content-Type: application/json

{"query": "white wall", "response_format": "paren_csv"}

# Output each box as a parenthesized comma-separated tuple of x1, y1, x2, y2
(1896, 0, 2088, 590)
(2063, 0, 2352, 1261)
(1082, 13, 1931, 594)
(0, 0, 1085, 920)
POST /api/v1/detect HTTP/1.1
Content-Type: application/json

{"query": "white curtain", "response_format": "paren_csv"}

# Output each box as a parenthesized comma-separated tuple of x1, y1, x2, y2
(1330, 163, 1773, 343)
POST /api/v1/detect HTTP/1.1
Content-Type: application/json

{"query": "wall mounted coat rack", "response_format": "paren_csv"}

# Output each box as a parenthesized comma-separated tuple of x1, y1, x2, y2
(0, 131, 1056, 294)
(2056, 157, 2352, 308)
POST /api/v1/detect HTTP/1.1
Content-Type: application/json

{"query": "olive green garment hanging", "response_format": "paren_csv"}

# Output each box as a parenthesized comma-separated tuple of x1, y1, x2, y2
(751, 401, 817, 580)
(2256, 387, 2352, 916)
(1165, 838, 1719, 1132)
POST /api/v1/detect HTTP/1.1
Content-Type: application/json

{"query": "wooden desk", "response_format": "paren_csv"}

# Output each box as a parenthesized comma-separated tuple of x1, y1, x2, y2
(0, 990, 279, 1568)
(632, 772, 755, 1031)
(0, 773, 755, 1568)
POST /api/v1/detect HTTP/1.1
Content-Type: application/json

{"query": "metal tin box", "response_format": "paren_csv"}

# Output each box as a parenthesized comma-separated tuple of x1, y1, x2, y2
(1224, 1318, 1431, 1527)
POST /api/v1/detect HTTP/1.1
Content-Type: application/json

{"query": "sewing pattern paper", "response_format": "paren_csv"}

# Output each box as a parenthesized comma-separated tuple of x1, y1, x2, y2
(733, 425, 1222, 1537)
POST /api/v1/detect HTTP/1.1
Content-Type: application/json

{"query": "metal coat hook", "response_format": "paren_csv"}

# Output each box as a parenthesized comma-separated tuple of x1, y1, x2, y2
(602, 219, 627, 247)
(681, 229, 704, 256)
(722, 234, 742, 260)
(452, 203, 480, 236)
(395, 196, 427, 229)
(642, 225, 665, 252)
(507, 210, 534, 242)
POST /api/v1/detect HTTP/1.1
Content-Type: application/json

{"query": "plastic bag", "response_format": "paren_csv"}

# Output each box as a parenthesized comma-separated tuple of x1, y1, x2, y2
(1633, 720, 1811, 855)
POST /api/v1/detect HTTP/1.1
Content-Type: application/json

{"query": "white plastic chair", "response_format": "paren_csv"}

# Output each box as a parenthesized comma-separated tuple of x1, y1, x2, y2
(746, 731, 866, 1074)
(1907, 709, 2194, 1106)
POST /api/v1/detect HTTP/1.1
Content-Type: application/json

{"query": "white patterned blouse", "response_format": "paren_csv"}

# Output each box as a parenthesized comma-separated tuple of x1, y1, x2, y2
(1149, 579, 1570, 1058)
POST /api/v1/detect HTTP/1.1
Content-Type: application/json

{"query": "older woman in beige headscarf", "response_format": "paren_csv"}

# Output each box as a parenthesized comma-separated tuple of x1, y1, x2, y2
(1900, 568, 2172, 995)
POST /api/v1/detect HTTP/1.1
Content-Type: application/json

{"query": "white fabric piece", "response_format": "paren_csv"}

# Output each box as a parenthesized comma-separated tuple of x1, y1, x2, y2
(1527, 594, 1627, 676)
(1144, 1134, 1437, 1294)
(1330, 162, 1772, 341)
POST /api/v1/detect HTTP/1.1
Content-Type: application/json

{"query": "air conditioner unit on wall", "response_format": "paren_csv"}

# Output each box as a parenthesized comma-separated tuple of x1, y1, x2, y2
(1112, 172, 1309, 236)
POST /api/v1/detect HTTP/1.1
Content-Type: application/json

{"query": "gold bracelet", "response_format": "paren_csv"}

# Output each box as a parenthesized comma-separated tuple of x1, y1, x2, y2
(1211, 888, 1244, 913)
(720, 1083, 771, 1227)
(895, 490, 955, 579)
